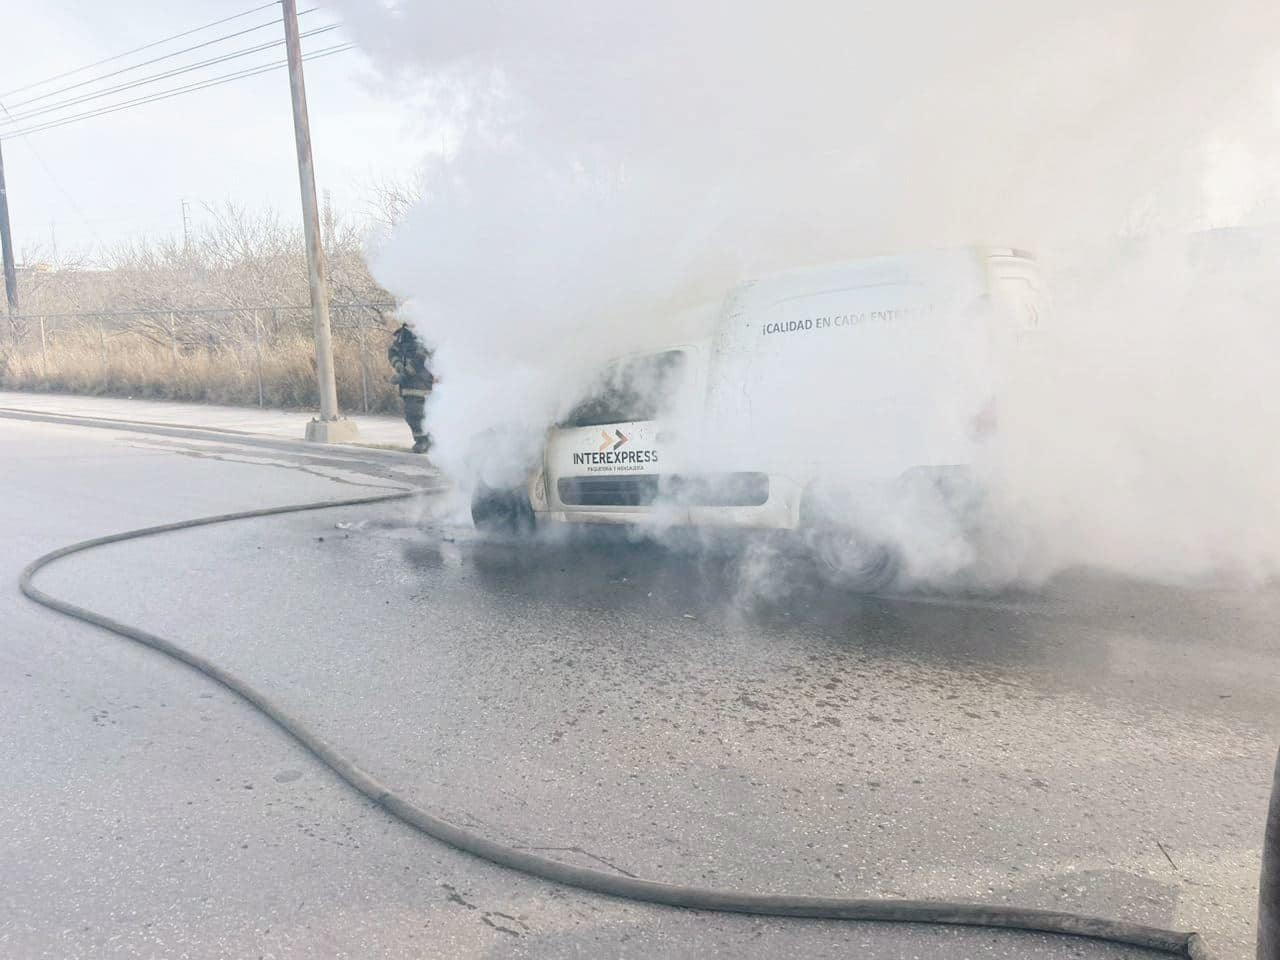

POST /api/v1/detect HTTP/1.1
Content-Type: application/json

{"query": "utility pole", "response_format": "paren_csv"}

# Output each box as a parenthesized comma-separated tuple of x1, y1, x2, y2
(181, 198, 191, 253)
(281, 0, 357, 442)
(0, 139, 19, 314)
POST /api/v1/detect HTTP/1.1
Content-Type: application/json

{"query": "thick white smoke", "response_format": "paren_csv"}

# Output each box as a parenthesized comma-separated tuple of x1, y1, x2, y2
(988, 232, 1280, 583)
(338, 1, 1280, 585)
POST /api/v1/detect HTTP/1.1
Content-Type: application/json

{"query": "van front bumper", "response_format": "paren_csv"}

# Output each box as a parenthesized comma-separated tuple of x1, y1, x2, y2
(537, 473, 804, 530)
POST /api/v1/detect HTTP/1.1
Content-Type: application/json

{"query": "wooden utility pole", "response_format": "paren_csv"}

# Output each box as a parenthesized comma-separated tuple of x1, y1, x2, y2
(0, 139, 18, 314)
(281, 0, 357, 442)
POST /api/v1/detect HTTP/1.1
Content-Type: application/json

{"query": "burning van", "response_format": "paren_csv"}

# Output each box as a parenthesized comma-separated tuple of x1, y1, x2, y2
(471, 246, 1041, 585)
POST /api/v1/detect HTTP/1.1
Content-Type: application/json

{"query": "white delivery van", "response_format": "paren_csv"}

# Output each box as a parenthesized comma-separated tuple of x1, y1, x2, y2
(472, 246, 1040, 581)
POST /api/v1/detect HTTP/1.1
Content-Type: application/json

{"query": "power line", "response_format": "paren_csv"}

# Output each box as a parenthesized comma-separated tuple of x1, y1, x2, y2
(4, 44, 355, 140)
(1, 45, 355, 141)
(0, 24, 342, 128)
(3, 9, 321, 113)
(0, 2, 281, 101)
(0, 7, 320, 252)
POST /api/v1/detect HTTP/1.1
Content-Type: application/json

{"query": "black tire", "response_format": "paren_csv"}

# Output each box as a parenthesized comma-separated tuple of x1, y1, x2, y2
(470, 485, 535, 536)
(798, 486, 901, 592)
(807, 527, 901, 592)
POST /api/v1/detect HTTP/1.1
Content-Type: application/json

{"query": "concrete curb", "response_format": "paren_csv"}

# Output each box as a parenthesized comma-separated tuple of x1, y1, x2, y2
(0, 406, 426, 465)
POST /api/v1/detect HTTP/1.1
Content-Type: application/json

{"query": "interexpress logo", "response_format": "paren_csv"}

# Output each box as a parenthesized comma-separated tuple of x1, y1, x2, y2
(572, 428, 658, 469)
(599, 429, 629, 452)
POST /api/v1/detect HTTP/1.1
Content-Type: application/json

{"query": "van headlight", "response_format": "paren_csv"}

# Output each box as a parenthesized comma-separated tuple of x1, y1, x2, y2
(530, 469, 548, 506)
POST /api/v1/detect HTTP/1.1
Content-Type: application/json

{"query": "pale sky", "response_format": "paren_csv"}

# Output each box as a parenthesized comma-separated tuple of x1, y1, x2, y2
(0, 0, 430, 262)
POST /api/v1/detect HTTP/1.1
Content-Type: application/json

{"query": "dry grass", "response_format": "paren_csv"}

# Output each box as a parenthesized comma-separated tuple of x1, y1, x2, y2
(1, 329, 401, 414)
(4, 202, 408, 414)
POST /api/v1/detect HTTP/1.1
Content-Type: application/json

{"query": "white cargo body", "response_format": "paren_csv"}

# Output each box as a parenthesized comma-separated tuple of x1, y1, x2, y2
(491, 247, 1040, 533)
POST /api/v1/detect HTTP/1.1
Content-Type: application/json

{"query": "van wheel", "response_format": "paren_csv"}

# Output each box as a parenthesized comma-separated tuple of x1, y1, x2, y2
(806, 527, 901, 592)
(798, 489, 900, 592)
(471, 485, 535, 536)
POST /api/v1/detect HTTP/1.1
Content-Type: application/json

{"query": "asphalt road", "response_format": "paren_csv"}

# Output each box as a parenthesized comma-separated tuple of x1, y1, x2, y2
(2, 414, 1276, 959)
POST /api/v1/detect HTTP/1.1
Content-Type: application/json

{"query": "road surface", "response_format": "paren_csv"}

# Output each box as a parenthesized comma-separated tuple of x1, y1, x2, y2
(1, 409, 1275, 958)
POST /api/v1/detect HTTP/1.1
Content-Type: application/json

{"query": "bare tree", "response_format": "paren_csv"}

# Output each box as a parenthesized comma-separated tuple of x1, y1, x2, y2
(363, 170, 424, 237)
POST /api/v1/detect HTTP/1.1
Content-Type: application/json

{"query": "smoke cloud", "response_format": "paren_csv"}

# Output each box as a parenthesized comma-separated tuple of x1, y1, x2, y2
(337, 0, 1280, 586)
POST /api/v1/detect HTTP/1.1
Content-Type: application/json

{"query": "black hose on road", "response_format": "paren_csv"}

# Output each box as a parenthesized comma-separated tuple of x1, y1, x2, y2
(20, 491, 1210, 959)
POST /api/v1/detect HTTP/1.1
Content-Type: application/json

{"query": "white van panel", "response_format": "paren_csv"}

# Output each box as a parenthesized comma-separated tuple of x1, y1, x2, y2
(703, 251, 994, 484)
(531, 246, 1037, 531)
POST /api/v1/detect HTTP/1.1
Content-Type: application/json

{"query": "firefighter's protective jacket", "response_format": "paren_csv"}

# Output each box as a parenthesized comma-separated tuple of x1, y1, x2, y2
(388, 324, 434, 397)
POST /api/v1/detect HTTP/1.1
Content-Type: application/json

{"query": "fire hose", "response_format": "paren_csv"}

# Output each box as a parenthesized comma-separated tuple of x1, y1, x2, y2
(19, 490, 1218, 958)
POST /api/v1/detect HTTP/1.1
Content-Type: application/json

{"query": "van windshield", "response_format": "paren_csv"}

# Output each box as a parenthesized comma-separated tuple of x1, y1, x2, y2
(561, 350, 687, 427)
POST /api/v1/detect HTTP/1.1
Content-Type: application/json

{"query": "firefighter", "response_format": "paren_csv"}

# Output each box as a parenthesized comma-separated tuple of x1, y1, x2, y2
(388, 322, 434, 454)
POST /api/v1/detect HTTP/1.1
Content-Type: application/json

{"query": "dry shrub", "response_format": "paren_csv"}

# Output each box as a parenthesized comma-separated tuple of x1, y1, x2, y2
(2, 201, 407, 415)
(1, 328, 401, 413)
